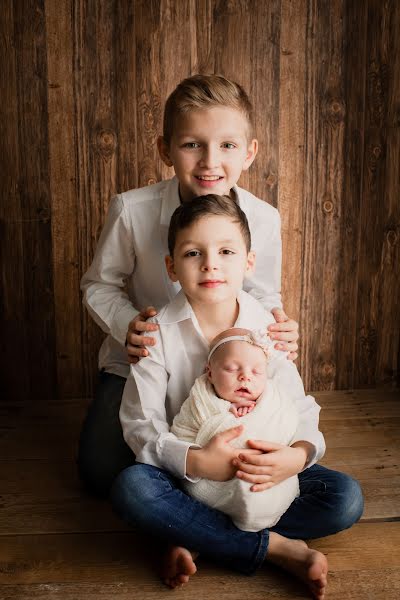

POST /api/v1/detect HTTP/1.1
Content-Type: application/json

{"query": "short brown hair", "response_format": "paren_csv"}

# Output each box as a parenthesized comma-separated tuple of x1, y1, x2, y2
(163, 74, 254, 145)
(168, 194, 251, 256)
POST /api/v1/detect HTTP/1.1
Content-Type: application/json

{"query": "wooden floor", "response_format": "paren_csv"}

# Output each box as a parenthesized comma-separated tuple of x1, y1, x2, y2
(0, 389, 399, 599)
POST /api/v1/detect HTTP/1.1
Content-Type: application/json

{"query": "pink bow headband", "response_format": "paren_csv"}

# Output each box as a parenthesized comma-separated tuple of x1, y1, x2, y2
(207, 329, 274, 362)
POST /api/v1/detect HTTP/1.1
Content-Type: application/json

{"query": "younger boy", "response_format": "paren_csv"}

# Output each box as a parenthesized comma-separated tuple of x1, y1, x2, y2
(114, 194, 363, 600)
(78, 74, 300, 497)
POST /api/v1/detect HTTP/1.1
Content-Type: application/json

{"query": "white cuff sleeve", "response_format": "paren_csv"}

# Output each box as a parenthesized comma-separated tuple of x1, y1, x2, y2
(160, 436, 201, 481)
(291, 430, 326, 470)
(110, 305, 139, 347)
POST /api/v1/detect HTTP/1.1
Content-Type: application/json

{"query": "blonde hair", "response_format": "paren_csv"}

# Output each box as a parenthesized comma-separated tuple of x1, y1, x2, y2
(163, 74, 254, 145)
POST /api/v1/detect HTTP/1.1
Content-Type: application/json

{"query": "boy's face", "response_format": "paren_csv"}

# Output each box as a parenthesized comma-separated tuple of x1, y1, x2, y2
(158, 107, 258, 202)
(165, 215, 255, 309)
(207, 341, 267, 403)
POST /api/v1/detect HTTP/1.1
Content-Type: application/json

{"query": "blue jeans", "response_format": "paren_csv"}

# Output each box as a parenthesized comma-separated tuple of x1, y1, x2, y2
(78, 371, 135, 497)
(111, 462, 364, 575)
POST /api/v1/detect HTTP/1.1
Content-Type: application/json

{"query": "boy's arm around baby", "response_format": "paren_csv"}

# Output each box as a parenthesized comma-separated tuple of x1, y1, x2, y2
(120, 327, 200, 481)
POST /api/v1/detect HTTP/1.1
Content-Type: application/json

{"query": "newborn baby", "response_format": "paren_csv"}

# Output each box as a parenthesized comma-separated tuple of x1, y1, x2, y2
(171, 327, 300, 532)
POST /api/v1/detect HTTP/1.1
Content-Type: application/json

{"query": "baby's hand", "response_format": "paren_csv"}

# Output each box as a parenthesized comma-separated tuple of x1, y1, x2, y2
(229, 403, 255, 418)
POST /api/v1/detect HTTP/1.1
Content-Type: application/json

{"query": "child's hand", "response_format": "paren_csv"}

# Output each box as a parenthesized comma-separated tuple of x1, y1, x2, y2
(269, 308, 299, 361)
(232, 440, 309, 491)
(126, 307, 159, 363)
(186, 426, 261, 481)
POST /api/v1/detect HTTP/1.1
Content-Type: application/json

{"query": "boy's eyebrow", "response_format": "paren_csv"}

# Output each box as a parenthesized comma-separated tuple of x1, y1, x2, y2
(175, 132, 244, 140)
(177, 238, 242, 250)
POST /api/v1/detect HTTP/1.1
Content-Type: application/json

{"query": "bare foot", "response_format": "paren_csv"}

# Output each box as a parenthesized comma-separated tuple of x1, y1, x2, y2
(161, 545, 198, 589)
(266, 533, 328, 599)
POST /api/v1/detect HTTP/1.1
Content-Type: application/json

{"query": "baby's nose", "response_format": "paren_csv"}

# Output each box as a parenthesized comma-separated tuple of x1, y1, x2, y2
(239, 370, 251, 381)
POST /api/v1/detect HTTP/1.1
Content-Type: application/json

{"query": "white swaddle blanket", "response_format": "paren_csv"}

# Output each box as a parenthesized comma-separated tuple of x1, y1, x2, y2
(171, 373, 300, 531)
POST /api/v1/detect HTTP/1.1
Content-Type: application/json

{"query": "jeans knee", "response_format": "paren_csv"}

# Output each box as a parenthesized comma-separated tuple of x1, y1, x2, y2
(332, 473, 364, 531)
(110, 464, 170, 525)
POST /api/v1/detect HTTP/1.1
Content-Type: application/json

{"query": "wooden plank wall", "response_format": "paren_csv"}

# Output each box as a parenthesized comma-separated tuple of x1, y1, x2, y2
(1, 0, 399, 401)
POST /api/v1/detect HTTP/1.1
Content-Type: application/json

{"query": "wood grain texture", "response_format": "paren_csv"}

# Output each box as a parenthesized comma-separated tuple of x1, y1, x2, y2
(213, 0, 253, 194)
(12, 0, 57, 400)
(335, 0, 368, 389)
(0, 390, 399, 598)
(1, 0, 400, 399)
(278, 0, 307, 328)
(356, 0, 400, 387)
(301, 0, 347, 391)
(0, 1, 30, 400)
(45, 0, 84, 398)
(249, 0, 281, 207)
(1, 525, 400, 599)
(114, 2, 138, 193)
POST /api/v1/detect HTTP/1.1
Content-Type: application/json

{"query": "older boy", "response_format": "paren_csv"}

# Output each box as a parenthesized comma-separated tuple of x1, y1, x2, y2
(114, 195, 363, 600)
(79, 74, 299, 497)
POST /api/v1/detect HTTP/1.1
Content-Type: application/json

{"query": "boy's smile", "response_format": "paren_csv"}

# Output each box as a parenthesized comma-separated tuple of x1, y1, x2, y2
(165, 215, 255, 311)
(158, 107, 258, 202)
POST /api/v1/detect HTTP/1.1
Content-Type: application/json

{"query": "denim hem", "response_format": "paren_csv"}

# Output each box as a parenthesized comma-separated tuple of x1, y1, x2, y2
(240, 529, 269, 576)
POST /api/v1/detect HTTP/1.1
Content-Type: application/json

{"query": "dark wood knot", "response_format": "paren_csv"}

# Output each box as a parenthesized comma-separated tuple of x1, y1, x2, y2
(265, 173, 277, 188)
(319, 360, 336, 383)
(322, 199, 334, 214)
(386, 229, 398, 246)
(324, 96, 346, 126)
(367, 143, 383, 172)
(96, 129, 117, 160)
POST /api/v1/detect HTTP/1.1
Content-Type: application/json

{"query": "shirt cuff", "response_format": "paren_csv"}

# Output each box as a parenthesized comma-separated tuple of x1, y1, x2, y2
(291, 432, 325, 470)
(161, 437, 201, 481)
(110, 305, 139, 347)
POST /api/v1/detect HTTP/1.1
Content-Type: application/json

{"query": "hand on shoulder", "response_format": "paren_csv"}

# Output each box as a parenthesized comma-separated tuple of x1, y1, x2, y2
(269, 307, 299, 361)
(126, 306, 159, 363)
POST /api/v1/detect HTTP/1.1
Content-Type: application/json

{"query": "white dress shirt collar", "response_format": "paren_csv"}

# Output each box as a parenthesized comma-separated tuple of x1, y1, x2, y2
(156, 288, 267, 329)
(160, 176, 180, 226)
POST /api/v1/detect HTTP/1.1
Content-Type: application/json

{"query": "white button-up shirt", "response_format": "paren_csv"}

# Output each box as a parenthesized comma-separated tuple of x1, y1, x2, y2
(120, 290, 325, 480)
(81, 177, 282, 377)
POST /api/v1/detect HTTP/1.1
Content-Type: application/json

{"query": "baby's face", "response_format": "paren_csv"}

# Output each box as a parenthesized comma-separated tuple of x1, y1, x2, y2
(207, 341, 267, 404)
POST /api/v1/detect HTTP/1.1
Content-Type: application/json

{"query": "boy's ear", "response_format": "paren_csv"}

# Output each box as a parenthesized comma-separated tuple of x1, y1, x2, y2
(242, 138, 258, 171)
(165, 255, 178, 282)
(157, 136, 174, 167)
(246, 250, 256, 273)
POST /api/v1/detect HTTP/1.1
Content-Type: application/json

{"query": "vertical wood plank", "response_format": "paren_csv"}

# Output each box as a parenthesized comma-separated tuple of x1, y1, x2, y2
(249, 0, 281, 208)
(45, 0, 84, 398)
(301, 0, 346, 391)
(356, 0, 400, 387)
(13, 0, 57, 400)
(212, 0, 252, 193)
(278, 0, 307, 338)
(115, 2, 138, 193)
(158, 0, 193, 181)
(0, 1, 29, 401)
(74, 0, 118, 395)
(335, 1, 368, 389)
(193, 0, 214, 74)
(134, 0, 163, 188)
(1, 0, 399, 398)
